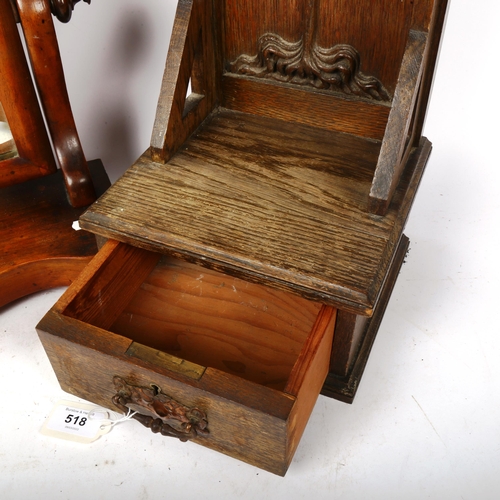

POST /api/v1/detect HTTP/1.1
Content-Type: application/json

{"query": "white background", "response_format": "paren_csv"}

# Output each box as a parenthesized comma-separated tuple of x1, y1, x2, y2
(1, 0, 500, 498)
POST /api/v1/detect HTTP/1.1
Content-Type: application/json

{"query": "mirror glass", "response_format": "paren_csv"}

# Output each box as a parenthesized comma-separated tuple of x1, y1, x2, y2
(0, 101, 18, 160)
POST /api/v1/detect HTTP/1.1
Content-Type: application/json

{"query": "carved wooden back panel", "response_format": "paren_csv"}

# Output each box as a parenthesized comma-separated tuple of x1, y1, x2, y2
(219, 0, 438, 138)
(223, 0, 423, 97)
(152, 0, 442, 150)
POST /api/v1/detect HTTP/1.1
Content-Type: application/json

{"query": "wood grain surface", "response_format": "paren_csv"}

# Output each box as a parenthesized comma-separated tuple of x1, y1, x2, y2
(0, 160, 109, 308)
(221, 75, 390, 140)
(81, 111, 431, 315)
(151, 0, 218, 163)
(58, 240, 324, 390)
(285, 305, 336, 465)
(111, 254, 323, 389)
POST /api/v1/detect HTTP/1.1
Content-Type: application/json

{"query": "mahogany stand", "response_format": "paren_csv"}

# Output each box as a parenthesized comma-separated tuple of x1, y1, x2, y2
(0, 160, 109, 308)
(0, 0, 110, 308)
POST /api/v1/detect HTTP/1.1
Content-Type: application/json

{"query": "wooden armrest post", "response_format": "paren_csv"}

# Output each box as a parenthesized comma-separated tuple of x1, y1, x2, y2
(411, 0, 450, 147)
(368, 30, 428, 216)
(150, 0, 217, 164)
(16, 0, 96, 208)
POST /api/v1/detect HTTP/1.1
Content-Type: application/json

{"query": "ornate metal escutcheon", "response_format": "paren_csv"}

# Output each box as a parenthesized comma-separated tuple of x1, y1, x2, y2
(112, 376, 209, 442)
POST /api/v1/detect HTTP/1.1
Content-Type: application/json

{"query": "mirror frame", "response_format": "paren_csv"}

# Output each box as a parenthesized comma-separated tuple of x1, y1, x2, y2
(0, 0, 56, 187)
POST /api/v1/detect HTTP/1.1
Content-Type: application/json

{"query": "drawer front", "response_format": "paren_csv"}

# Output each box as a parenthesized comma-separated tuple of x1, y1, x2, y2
(37, 240, 336, 475)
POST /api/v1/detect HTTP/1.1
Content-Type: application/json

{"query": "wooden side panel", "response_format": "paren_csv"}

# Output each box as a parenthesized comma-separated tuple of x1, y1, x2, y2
(322, 234, 411, 403)
(369, 30, 428, 215)
(285, 306, 336, 466)
(411, 0, 449, 144)
(329, 311, 368, 377)
(316, 0, 415, 94)
(61, 240, 161, 330)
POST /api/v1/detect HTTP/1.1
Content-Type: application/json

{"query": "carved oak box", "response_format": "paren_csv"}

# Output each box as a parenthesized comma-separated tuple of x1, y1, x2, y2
(36, 0, 447, 476)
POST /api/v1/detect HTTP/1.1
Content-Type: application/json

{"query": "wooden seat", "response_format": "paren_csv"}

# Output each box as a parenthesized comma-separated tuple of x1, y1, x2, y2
(81, 0, 447, 310)
(148, 0, 447, 214)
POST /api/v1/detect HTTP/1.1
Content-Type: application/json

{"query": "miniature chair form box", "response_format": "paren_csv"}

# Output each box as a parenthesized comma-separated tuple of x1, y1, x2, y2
(37, 0, 448, 476)
(0, 0, 109, 307)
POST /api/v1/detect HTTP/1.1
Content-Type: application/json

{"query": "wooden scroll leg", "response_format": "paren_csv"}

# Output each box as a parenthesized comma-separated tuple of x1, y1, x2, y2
(16, 0, 96, 208)
(368, 30, 428, 216)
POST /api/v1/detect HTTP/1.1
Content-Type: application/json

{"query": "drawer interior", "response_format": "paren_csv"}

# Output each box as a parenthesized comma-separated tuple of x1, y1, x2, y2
(61, 240, 327, 391)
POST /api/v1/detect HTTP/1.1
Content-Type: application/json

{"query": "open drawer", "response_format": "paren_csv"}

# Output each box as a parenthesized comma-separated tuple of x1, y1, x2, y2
(37, 240, 337, 476)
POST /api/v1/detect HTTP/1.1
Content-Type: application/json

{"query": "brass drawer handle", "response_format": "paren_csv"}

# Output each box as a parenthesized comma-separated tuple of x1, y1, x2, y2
(112, 376, 209, 442)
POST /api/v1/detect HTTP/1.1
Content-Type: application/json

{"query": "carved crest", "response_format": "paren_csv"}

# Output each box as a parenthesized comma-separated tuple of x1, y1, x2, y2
(228, 0, 389, 101)
(229, 34, 390, 101)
